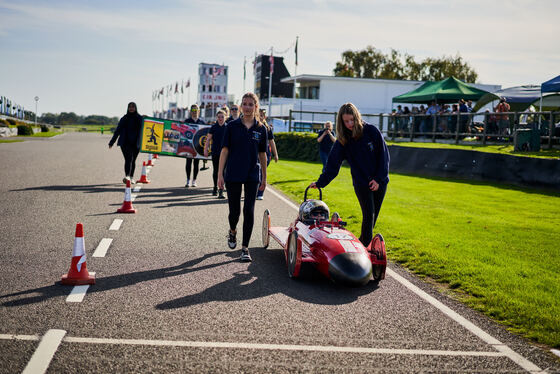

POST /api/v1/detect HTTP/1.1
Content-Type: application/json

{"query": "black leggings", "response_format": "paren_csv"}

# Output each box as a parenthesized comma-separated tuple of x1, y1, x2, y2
(353, 184, 387, 247)
(120, 144, 140, 178)
(226, 181, 259, 247)
(211, 153, 220, 189)
(185, 158, 200, 180)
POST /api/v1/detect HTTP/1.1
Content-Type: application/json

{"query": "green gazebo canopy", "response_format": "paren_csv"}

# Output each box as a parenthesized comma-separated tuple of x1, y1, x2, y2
(392, 77, 489, 104)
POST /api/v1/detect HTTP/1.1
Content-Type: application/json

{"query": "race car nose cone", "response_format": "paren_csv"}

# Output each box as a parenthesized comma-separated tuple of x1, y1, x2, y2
(328, 252, 372, 287)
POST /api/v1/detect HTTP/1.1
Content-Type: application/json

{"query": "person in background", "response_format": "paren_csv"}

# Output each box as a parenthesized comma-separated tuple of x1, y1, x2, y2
(496, 98, 511, 137)
(184, 104, 205, 187)
(256, 108, 278, 200)
(309, 102, 389, 248)
(317, 121, 336, 172)
(109, 102, 143, 184)
(227, 104, 240, 123)
(204, 109, 227, 199)
(217, 92, 268, 262)
(425, 101, 439, 134)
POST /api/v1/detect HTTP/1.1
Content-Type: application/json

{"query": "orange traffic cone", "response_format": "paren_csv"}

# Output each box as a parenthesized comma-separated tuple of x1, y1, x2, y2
(152, 153, 159, 159)
(61, 223, 95, 285)
(137, 162, 150, 184)
(146, 153, 155, 167)
(117, 179, 137, 213)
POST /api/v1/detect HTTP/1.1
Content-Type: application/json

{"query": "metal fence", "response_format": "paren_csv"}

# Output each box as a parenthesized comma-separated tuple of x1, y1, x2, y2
(287, 109, 560, 149)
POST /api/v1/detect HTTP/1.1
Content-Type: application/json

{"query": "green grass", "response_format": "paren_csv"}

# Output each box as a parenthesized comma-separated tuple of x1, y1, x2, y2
(267, 159, 560, 348)
(0, 139, 24, 143)
(387, 140, 560, 159)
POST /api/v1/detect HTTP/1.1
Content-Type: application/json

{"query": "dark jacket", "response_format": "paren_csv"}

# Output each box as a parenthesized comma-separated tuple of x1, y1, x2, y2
(316, 122, 390, 188)
(109, 112, 143, 149)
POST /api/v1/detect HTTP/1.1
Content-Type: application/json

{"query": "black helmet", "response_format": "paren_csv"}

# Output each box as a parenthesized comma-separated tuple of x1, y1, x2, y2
(299, 199, 330, 222)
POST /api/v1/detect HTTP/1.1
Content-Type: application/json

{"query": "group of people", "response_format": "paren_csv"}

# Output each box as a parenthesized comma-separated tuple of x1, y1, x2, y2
(109, 97, 390, 265)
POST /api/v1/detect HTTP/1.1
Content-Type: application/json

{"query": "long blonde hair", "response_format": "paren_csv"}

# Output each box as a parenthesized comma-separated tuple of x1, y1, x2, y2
(241, 92, 263, 127)
(336, 102, 364, 146)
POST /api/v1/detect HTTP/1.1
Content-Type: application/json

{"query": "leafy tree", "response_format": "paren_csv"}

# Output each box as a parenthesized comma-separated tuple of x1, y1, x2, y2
(333, 45, 478, 83)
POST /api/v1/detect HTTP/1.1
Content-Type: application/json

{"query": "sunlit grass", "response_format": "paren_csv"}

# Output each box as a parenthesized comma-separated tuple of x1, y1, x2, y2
(267, 159, 560, 347)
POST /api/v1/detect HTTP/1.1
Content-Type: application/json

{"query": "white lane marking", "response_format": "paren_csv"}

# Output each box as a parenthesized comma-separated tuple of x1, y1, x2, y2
(92, 238, 113, 258)
(267, 185, 546, 374)
(22, 329, 66, 374)
(131, 194, 137, 201)
(133, 186, 141, 192)
(65, 273, 95, 303)
(0, 334, 39, 341)
(63, 336, 504, 357)
(109, 219, 123, 230)
(552, 349, 560, 358)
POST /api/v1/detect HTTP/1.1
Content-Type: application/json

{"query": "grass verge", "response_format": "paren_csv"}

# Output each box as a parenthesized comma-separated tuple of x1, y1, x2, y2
(387, 140, 560, 159)
(267, 159, 560, 348)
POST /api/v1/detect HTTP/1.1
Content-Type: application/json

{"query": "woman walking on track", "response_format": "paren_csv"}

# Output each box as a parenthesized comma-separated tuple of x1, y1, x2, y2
(217, 93, 268, 262)
(184, 104, 205, 187)
(109, 102, 143, 184)
(204, 109, 227, 199)
(309, 102, 390, 248)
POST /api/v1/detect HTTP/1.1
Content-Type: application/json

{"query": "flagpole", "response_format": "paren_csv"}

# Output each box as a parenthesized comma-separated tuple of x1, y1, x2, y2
(268, 46, 273, 116)
(243, 56, 246, 94)
(293, 36, 298, 109)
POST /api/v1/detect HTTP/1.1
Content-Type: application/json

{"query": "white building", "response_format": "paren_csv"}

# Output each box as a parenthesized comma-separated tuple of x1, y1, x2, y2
(263, 74, 501, 125)
(198, 62, 228, 119)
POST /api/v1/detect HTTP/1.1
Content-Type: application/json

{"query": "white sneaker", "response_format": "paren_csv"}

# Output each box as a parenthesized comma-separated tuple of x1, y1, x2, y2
(192, 180, 197, 187)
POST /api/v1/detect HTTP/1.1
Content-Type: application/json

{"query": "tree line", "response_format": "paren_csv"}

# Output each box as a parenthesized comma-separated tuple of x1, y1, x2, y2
(334, 46, 478, 83)
(40, 112, 119, 126)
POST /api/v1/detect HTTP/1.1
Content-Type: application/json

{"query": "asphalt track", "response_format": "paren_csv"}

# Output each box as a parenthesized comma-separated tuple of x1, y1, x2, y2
(0, 132, 559, 373)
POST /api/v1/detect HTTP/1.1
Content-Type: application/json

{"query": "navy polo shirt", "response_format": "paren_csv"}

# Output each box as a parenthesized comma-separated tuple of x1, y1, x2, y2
(316, 122, 390, 188)
(222, 118, 268, 183)
(185, 117, 205, 125)
(209, 122, 226, 155)
(317, 129, 335, 154)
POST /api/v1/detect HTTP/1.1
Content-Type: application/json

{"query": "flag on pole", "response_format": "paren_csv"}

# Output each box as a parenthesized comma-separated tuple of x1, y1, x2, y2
(175, 82, 178, 94)
(243, 56, 246, 80)
(269, 54, 274, 75)
(295, 37, 298, 66)
(186, 78, 190, 88)
(181, 80, 184, 93)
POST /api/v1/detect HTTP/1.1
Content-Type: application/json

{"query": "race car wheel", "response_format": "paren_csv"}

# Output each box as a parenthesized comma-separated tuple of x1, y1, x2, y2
(287, 231, 302, 278)
(371, 233, 387, 282)
(262, 209, 270, 249)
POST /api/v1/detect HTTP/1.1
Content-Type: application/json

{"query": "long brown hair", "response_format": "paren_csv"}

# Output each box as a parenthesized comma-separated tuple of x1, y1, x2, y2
(336, 102, 363, 146)
(241, 92, 263, 127)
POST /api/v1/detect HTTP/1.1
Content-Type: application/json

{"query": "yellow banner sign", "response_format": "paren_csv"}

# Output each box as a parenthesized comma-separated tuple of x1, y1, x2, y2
(141, 119, 164, 153)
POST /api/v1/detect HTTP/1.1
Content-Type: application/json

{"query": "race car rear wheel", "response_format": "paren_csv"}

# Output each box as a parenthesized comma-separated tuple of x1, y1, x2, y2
(371, 233, 387, 282)
(287, 231, 302, 278)
(262, 209, 270, 249)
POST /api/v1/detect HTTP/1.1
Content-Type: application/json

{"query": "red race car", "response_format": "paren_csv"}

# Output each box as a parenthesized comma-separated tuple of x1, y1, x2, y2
(262, 187, 386, 286)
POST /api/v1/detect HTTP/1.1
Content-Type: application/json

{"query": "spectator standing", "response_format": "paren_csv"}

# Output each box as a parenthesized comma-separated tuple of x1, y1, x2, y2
(217, 93, 268, 262)
(317, 121, 336, 172)
(184, 104, 205, 187)
(109, 102, 143, 184)
(204, 109, 227, 198)
(496, 98, 511, 137)
(425, 101, 439, 134)
(310, 103, 390, 247)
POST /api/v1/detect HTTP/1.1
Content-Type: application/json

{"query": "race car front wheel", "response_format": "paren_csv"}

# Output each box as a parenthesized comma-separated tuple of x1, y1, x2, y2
(287, 231, 302, 278)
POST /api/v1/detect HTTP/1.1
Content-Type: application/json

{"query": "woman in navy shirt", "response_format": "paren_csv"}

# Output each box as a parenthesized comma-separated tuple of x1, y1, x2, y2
(218, 93, 268, 262)
(204, 109, 227, 198)
(310, 102, 390, 248)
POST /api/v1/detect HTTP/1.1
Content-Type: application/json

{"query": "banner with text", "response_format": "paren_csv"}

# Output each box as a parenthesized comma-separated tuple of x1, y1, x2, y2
(140, 116, 212, 159)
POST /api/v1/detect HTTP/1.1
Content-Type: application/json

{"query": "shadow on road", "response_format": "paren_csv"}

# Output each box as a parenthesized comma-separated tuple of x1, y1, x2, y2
(156, 247, 379, 309)
(0, 248, 379, 309)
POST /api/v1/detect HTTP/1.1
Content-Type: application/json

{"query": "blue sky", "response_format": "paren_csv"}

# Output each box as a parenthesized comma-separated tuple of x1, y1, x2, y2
(1, 0, 559, 117)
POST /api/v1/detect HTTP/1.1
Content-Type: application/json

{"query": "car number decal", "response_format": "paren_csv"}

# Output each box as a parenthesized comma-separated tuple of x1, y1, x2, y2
(328, 233, 353, 240)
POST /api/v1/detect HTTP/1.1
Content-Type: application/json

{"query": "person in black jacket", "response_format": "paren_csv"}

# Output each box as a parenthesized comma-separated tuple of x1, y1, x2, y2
(309, 102, 390, 248)
(184, 104, 205, 187)
(109, 102, 143, 184)
(204, 109, 227, 198)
